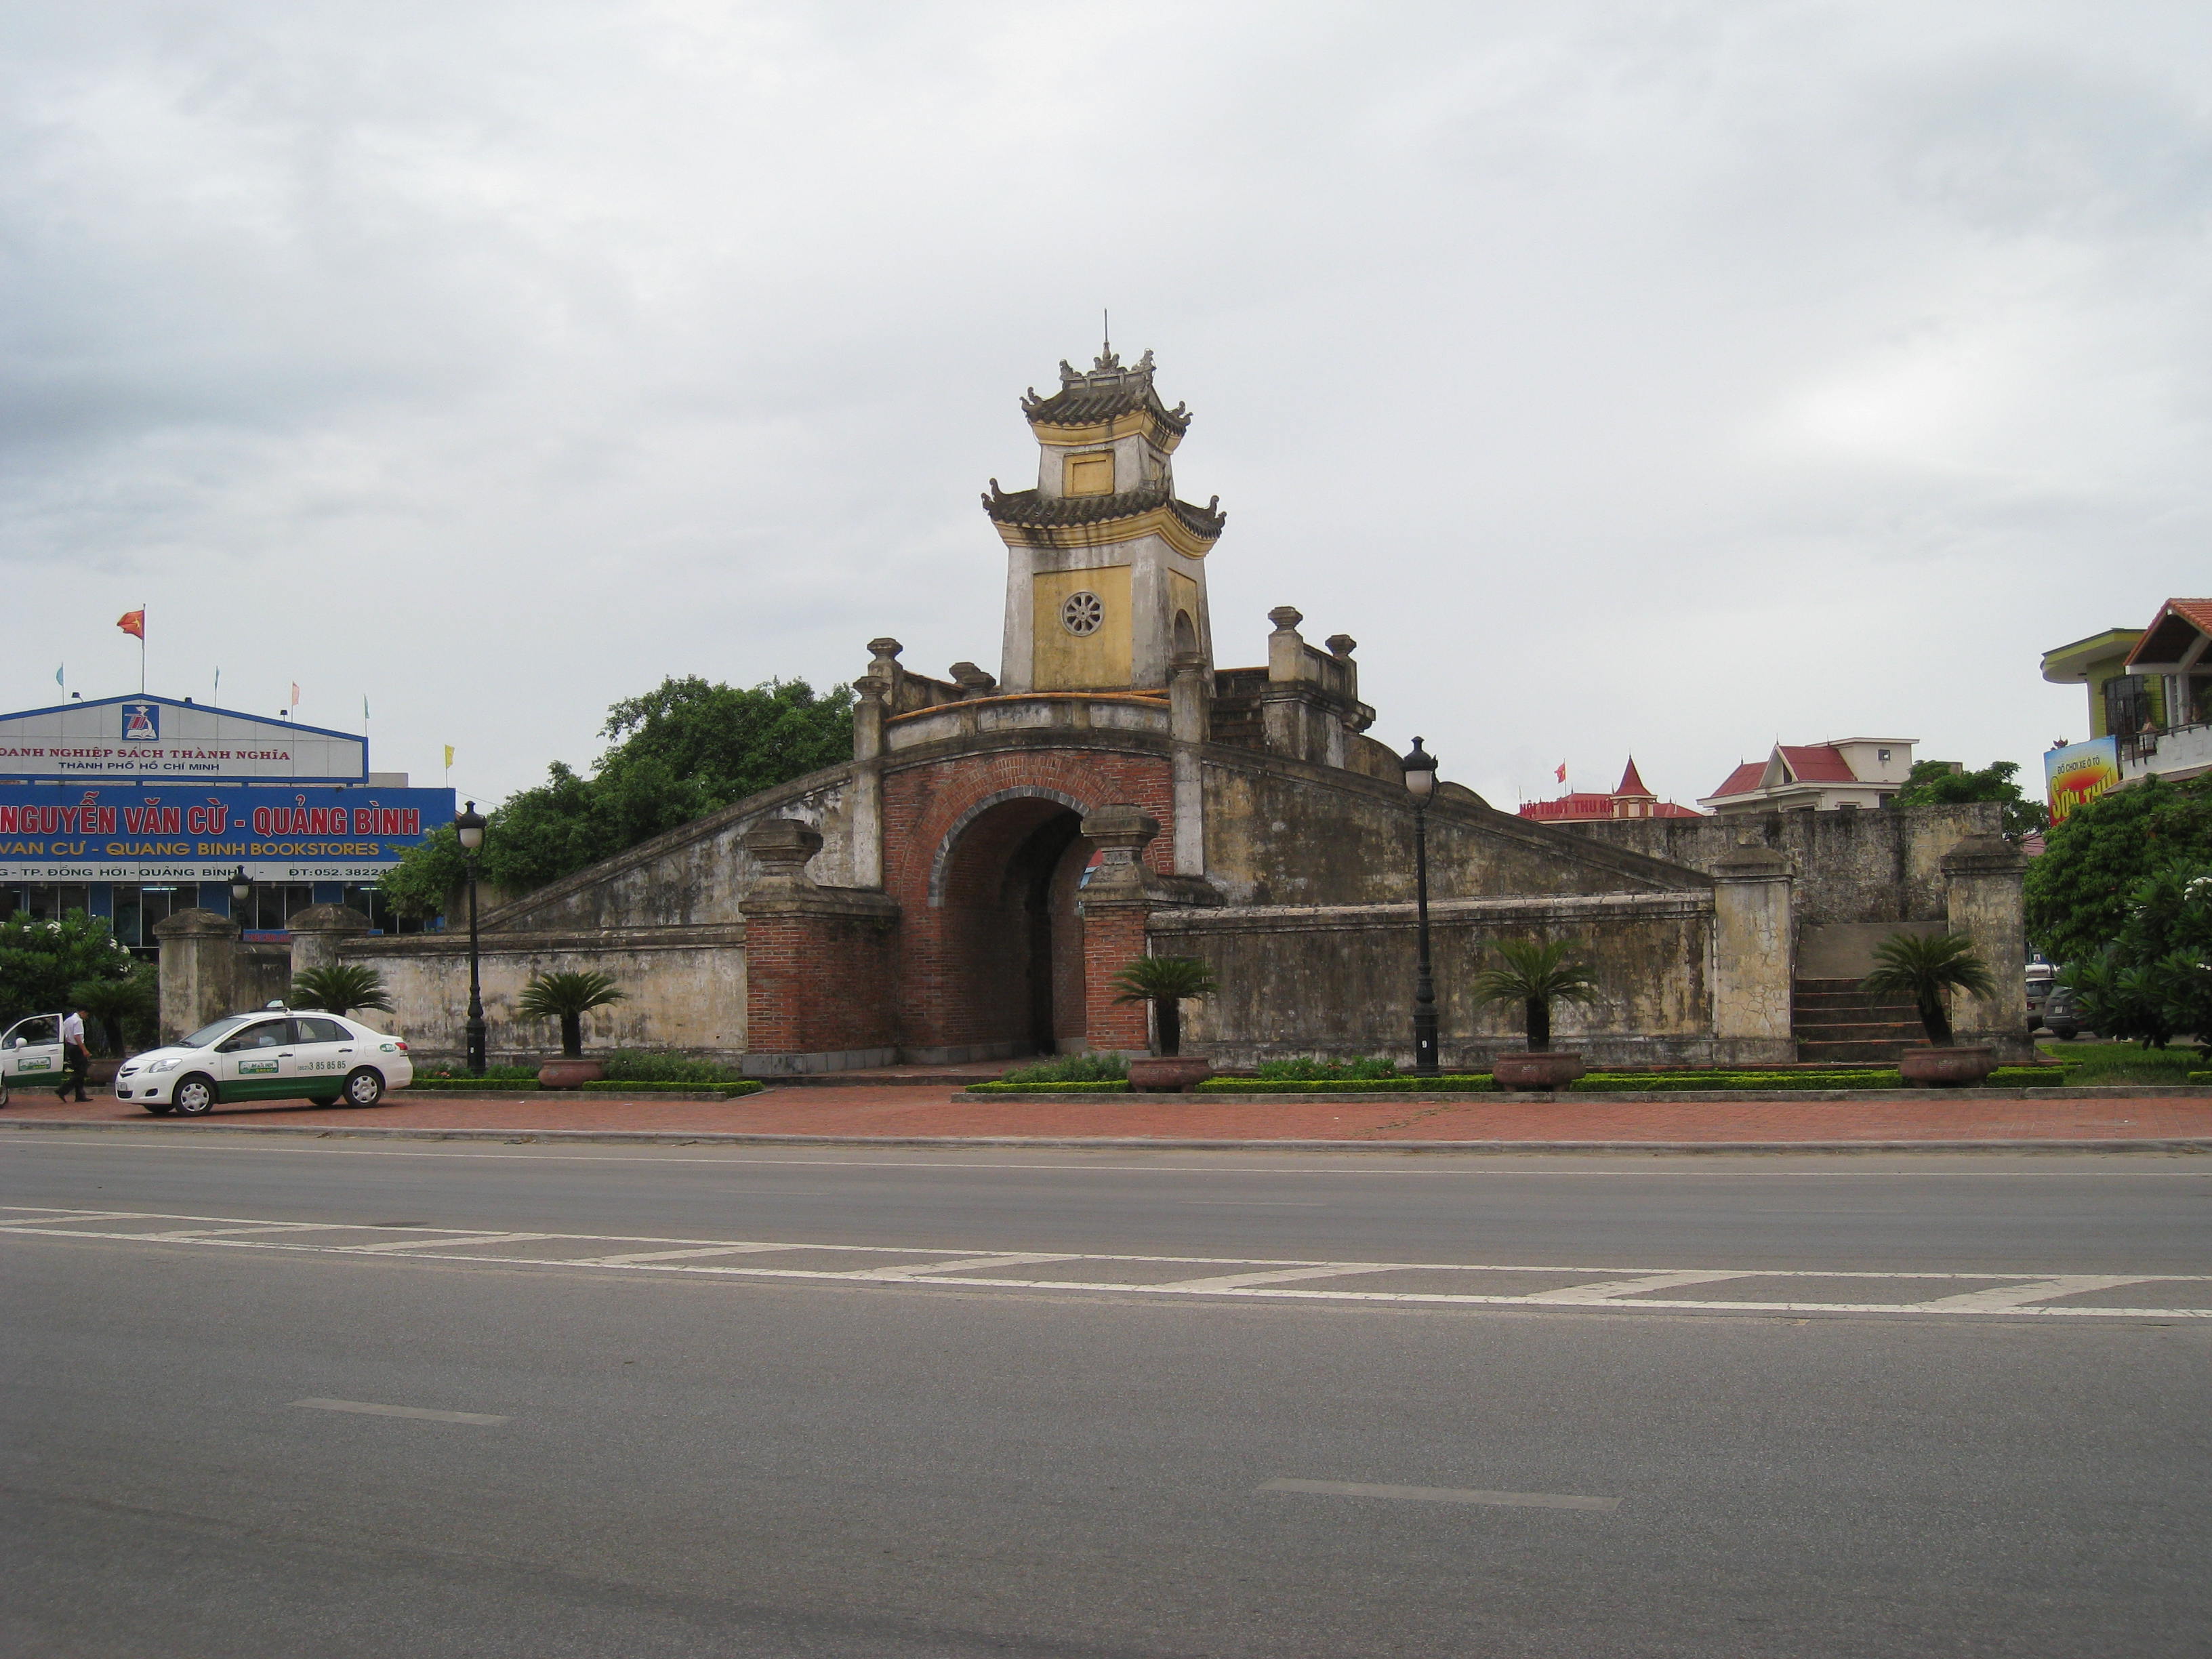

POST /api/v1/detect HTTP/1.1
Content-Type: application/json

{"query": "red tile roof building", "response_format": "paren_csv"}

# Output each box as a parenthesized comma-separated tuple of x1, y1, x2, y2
(1518, 759, 1702, 821)
(1698, 739, 1917, 814)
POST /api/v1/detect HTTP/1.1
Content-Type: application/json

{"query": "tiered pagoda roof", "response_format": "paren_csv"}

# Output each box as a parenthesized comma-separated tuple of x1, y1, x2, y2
(1019, 346, 1191, 437)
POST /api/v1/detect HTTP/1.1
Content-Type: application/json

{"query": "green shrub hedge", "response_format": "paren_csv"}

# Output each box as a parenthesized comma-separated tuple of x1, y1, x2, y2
(966, 1080, 1129, 1093)
(998, 1053, 1129, 1085)
(1197, 1075, 1493, 1093)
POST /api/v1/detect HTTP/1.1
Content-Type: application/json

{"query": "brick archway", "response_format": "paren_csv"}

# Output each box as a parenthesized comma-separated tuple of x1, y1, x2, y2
(882, 748, 1173, 1062)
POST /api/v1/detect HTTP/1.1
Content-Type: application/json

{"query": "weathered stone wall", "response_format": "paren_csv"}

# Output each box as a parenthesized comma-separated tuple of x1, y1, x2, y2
(1153, 890, 1721, 1068)
(339, 927, 746, 1065)
(1200, 747, 1711, 907)
(472, 765, 861, 933)
(1565, 804, 1999, 926)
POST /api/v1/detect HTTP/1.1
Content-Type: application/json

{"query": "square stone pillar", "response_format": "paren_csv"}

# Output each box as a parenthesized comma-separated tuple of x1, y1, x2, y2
(153, 907, 241, 1046)
(1077, 804, 1181, 1055)
(1941, 834, 2032, 1061)
(1711, 840, 1796, 1066)
(287, 903, 372, 979)
(848, 672, 890, 890)
(1168, 651, 1209, 878)
(739, 818, 902, 1075)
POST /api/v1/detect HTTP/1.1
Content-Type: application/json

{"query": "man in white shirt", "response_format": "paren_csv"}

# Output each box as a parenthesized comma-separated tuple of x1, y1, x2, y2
(58, 1008, 89, 1101)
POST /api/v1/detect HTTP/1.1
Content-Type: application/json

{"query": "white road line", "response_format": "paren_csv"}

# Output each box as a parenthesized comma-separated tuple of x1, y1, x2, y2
(1523, 1270, 1757, 1303)
(7, 1206, 2209, 1319)
(1907, 1275, 2158, 1311)
(1259, 1479, 1619, 1511)
(1153, 1264, 1416, 1292)
(567, 1244, 796, 1265)
(854, 1252, 1085, 1280)
(341, 1232, 550, 1253)
(291, 1398, 508, 1425)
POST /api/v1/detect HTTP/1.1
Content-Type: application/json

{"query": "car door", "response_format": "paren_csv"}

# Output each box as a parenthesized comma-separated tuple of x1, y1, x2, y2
(2, 1015, 64, 1085)
(211, 1017, 298, 1101)
(291, 1016, 356, 1092)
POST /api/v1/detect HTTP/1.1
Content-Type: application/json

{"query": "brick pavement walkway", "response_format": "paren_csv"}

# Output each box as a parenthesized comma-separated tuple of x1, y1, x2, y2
(4, 1085, 2210, 1144)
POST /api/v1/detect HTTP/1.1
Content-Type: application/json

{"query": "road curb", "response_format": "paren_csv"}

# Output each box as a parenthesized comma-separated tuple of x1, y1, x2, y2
(2, 1118, 2207, 1155)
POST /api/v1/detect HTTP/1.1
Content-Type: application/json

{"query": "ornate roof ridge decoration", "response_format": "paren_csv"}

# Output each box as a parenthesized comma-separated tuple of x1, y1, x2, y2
(1021, 345, 1193, 435)
(981, 476, 1225, 539)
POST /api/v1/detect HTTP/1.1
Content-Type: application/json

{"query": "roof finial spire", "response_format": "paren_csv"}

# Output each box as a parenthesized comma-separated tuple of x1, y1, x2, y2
(1103, 308, 1110, 359)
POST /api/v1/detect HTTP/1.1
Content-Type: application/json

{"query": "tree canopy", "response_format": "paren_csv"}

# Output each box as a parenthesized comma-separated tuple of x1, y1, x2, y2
(0, 911, 136, 1029)
(1893, 759, 2047, 838)
(381, 676, 853, 916)
(2025, 774, 2212, 963)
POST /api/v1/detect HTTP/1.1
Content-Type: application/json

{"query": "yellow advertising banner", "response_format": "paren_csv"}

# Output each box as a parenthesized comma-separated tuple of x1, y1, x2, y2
(2044, 737, 2121, 824)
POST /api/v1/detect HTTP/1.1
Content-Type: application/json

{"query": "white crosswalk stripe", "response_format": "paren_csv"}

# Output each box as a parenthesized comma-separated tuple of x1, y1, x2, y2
(3, 1205, 2207, 1319)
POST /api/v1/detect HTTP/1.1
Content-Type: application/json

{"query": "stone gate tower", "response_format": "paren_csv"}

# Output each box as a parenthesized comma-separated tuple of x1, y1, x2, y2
(985, 347, 1225, 693)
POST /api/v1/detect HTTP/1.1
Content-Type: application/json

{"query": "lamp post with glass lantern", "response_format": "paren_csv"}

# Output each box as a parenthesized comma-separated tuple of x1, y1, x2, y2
(1399, 737, 1440, 1076)
(228, 865, 253, 927)
(455, 801, 487, 1076)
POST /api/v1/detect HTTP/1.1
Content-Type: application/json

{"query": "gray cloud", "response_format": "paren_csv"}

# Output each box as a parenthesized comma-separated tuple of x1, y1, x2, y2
(1, 1, 2206, 808)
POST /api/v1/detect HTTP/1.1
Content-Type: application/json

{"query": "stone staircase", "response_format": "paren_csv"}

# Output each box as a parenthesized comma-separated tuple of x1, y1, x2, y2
(1793, 977, 1927, 1064)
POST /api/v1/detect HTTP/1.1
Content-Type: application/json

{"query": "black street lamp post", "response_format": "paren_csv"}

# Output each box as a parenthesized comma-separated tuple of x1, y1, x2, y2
(455, 801, 487, 1076)
(228, 865, 253, 920)
(1399, 737, 1440, 1076)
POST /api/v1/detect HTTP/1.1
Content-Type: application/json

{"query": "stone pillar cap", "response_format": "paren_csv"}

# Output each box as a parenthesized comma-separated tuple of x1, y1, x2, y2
(1080, 805, 1162, 851)
(1940, 833, 2026, 874)
(1267, 606, 1304, 632)
(745, 817, 825, 869)
(1714, 838, 1793, 878)
(153, 906, 240, 939)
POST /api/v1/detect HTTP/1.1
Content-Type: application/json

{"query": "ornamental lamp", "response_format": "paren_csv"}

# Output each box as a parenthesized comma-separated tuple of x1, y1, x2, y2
(1399, 737, 1438, 803)
(455, 801, 486, 852)
(228, 866, 252, 906)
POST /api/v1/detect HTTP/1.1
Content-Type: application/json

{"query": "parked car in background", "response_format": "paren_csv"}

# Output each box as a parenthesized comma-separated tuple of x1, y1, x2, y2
(2025, 956, 2058, 1033)
(0, 1012, 68, 1106)
(2040, 984, 2088, 1042)
(114, 1006, 412, 1117)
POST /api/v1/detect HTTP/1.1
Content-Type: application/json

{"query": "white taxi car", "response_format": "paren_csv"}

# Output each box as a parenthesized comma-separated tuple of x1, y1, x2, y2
(115, 1006, 413, 1115)
(0, 1011, 71, 1105)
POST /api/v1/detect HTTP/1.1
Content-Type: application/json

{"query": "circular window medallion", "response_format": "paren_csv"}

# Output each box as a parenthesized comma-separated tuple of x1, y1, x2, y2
(1061, 591, 1104, 636)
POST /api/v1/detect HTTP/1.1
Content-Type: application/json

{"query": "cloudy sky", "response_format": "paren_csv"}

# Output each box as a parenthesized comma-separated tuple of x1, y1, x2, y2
(3, 1, 2205, 811)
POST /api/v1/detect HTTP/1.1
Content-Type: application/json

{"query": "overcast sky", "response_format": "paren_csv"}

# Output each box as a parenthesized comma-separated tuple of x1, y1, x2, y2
(3, 2, 2205, 811)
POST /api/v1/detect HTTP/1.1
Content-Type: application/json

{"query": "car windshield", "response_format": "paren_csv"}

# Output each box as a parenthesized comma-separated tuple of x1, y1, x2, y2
(182, 1014, 256, 1049)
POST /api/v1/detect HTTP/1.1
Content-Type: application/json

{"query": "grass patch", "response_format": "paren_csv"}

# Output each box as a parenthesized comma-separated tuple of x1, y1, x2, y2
(601, 1049, 750, 1085)
(2044, 1042, 2206, 1086)
(1252, 1056, 1401, 1081)
(996, 1053, 1129, 1085)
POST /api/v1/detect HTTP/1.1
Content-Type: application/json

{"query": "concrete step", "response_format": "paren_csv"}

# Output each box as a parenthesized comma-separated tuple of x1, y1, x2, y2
(1792, 1021, 1928, 1043)
(1797, 1039, 1926, 1063)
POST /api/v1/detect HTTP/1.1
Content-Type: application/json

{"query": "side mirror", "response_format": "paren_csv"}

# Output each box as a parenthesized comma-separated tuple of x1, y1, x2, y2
(9, 1038, 22, 1049)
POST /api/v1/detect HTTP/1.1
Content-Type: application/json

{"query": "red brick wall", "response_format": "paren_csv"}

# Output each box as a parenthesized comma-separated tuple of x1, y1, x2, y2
(1080, 901, 1152, 1050)
(882, 747, 1173, 1052)
(744, 909, 899, 1057)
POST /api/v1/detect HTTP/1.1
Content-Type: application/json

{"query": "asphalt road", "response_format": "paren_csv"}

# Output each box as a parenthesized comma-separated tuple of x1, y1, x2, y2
(5, 1132, 2209, 1657)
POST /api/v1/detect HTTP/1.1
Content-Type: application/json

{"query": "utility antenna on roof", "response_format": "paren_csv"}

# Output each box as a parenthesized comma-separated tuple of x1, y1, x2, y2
(1102, 308, 1110, 359)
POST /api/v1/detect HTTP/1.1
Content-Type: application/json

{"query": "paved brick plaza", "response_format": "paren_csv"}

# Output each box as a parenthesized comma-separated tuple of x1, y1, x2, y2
(5, 1086, 2209, 1144)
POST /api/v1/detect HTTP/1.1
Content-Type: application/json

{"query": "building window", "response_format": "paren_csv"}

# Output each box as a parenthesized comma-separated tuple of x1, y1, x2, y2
(2104, 675, 2156, 738)
(1061, 591, 1104, 636)
(1064, 451, 1115, 496)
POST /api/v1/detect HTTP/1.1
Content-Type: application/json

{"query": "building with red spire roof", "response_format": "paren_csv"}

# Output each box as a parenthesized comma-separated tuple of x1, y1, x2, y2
(1519, 758, 1701, 822)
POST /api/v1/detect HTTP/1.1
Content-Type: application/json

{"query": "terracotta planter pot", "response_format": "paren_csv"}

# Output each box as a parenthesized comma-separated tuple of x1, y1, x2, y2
(537, 1059, 607, 1090)
(1898, 1046, 1996, 1088)
(1490, 1050, 1587, 1091)
(1128, 1057, 1214, 1093)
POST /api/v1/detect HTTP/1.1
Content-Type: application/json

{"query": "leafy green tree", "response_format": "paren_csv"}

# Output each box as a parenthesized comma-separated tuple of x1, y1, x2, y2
(1109, 956, 1220, 1057)
(380, 676, 853, 917)
(69, 963, 158, 1054)
(1860, 932, 1999, 1047)
(1893, 759, 2047, 837)
(1469, 939, 1600, 1051)
(2060, 860, 2212, 1047)
(0, 912, 134, 1029)
(290, 963, 394, 1019)
(2025, 775, 2212, 962)
(516, 969, 628, 1057)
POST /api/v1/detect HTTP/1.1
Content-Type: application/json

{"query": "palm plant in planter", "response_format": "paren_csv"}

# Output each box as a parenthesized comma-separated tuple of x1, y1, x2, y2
(1111, 955, 1220, 1091)
(1860, 932, 1999, 1086)
(517, 970, 628, 1086)
(1470, 939, 1601, 1089)
(289, 963, 394, 1020)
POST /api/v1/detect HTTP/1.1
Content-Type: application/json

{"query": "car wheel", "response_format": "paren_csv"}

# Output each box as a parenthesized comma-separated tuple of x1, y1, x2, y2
(307, 1094, 340, 1107)
(172, 1075, 216, 1116)
(343, 1068, 385, 1107)
(0, 1075, 9, 1107)
(142, 1101, 176, 1115)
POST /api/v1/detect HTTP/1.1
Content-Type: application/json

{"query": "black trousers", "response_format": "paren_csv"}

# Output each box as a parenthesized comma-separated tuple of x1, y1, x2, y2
(60, 1043, 89, 1101)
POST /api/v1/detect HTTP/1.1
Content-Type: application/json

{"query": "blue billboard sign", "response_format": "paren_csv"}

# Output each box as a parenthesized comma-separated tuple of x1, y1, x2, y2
(0, 784, 456, 881)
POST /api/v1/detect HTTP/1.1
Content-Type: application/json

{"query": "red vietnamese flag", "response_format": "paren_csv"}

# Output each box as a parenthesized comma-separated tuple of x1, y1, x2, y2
(117, 609, 145, 640)
(1554, 762, 1568, 784)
